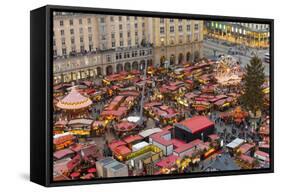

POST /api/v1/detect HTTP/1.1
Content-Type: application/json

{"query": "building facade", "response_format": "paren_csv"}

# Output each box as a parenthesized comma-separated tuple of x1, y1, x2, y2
(53, 12, 204, 83)
(204, 21, 269, 48)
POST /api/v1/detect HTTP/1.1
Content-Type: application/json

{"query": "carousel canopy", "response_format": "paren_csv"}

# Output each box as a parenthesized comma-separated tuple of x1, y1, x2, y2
(56, 87, 92, 110)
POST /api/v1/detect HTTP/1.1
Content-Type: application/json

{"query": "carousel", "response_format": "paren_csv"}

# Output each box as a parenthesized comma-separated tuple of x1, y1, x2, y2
(56, 87, 93, 120)
(215, 55, 242, 86)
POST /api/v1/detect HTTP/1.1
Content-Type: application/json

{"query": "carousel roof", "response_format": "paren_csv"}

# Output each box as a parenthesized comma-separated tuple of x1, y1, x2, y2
(56, 87, 92, 110)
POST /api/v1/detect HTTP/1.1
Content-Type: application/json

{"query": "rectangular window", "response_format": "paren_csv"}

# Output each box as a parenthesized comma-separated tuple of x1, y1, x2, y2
(79, 28, 83, 34)
(119, 16, 122, 21)
(160, 18, 164, 23)
(119, 24, 122, 30)
(88, 27, 92, 33)
(87, 18, 91, 24)
(120, 32, 123, 38)
(111, 33, 115, 39)
(71, 37, 75, 44)
(127, 31, 131, 38)
(179, 25, 183, 32)
(80, 37, 83, 43)
(79, 18, 82, 24)
(88, 35, 92, 42)
(112, 41, 116, 48)
(160, 27, 165, 34)
(70, 29, 74, 35)
(62, 48, 67, 55)
(170, 26, 174, 32)
(120, 41, 124, 46)
(195, 24, 199, 30)
(60, 30, 64, 36)
(69, 19, 73, 25)
(187, 25, 191, 31)
(110, 16, 114, 22)
(135, 23, 138, 28)
(59, 20, 64, 26)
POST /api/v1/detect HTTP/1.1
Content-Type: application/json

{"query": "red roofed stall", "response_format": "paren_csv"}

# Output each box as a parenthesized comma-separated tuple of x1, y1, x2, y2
(174, 116, 215, 143)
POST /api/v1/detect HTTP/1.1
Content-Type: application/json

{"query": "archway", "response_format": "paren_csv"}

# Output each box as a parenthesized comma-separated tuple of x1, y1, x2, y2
(132, 61, 138, 70)
(194, 51, 200, 62)
(116, 64, 123, 73)
(160, 56, 166, 67)
(186, 52, 191, 62)
(178, 53, 184, 64)
(170, 54, 175, 65)
(124, 62, 131, 72)
(139, 60, 145, 70)
(96, 67, 102, 76)
(106, 65, 113, 75)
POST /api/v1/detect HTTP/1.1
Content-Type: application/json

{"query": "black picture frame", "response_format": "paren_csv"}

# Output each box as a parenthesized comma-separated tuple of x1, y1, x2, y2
(30, 4, 274, 187)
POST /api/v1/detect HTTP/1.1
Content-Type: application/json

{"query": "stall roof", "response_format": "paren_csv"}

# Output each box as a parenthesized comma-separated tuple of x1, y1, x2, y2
(173, 139, 203, 153)
(175, 116, 214, 134)
(238, 143, 255, 154)
(68, 118, 93, 125)
(123, 135, 143, 144)
(139, 128, 162, 138)
(114, 145, 132, 156)
(54, 148, 74, 159)
(132, 141, 149, 152)
(226, 138, 245, 149)
(156, 155, 179, 168)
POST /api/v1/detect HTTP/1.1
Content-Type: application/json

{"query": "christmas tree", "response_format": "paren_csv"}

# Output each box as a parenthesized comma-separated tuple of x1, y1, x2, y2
(241, 56, 265, 115)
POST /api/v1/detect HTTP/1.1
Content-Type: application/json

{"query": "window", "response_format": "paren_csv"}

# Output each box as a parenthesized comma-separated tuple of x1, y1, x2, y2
(128, 40, 131, 46)
(160, 18, 164, 23)
(88, 27, 92, 33)
(71, 37, 75, 44)
(195, 24, 199, 31)
(134, 16, 137, 20)
(89, 44, 93, 51)
(119, 16, 122, 21)
(100, 17, 105, 23)
(179, 25, 183, 32)
(110, 16, 114, 22)
(80, 37, 84, 43)
(179, 19, 182, 22)
(59, 20, 64, 26)
(107, 55, 111, 62)
(135, 23, 138, 28)
(62, 48, 67, 55)
(170, 26, 174, 32)
(127, 31, 131, 38)
(60, 30, 64, 36)
(69, 19, 73, 25)
(53, 39, 56, 46)
(80, 46, 84, 52)
(112, 41, 116, 48)
(127, 16, 130, 21)
(120, 41, 124, 46)
(119, 24, 122, 30)
(70, 29, 74, 35)
(160, 27, 165, 34)
(187, 25, 191, 31)
(120, 32, 123, 38)
(79, 28, 83, 34)
(135, 31, 138, 36)
(170, 18, 174, 22)
(111, 33, 115, 39)
(87, 18, 91, 24)
(88, 35, 92, 42)
(79, 18, 82, 24)
(142, 23, 145, 28)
